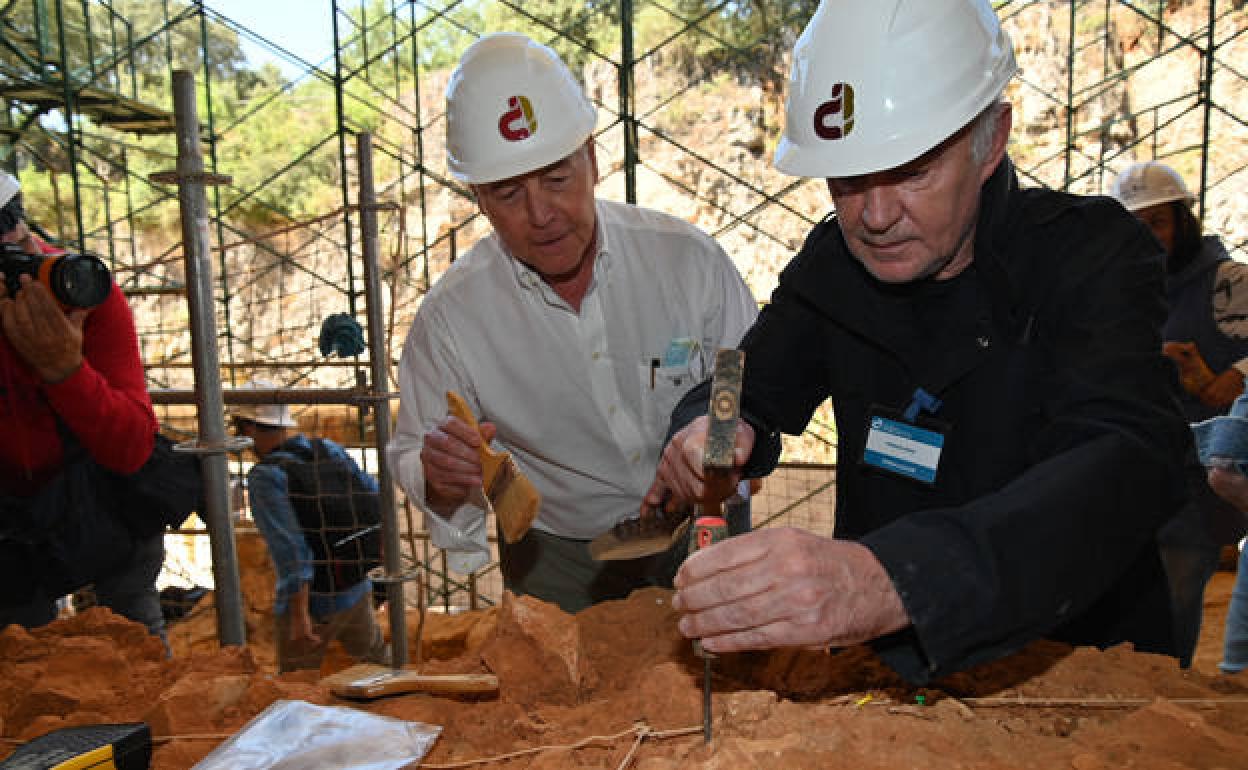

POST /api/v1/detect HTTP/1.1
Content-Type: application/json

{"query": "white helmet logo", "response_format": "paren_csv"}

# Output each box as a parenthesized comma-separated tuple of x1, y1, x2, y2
(813, 83, 855, 141)
(498, 95, 537, 142)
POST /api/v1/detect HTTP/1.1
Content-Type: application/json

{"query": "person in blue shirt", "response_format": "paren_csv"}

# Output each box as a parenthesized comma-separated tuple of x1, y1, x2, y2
(231, 385, 389, 672)
(1192, 393, 1248, 675)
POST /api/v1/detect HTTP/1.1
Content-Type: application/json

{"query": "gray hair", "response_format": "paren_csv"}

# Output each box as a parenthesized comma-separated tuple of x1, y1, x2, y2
(970, 100, 1009, 164)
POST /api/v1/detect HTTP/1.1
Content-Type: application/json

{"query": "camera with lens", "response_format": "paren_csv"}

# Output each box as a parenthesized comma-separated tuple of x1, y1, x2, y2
(0, 243, 112, 309)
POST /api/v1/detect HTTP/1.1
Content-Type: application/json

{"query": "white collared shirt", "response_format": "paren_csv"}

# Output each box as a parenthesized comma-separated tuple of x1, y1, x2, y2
(387, 200, 758, 572)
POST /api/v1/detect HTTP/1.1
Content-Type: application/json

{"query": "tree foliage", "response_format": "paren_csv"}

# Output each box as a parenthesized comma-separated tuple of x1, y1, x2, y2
(1, 0, 828, 245)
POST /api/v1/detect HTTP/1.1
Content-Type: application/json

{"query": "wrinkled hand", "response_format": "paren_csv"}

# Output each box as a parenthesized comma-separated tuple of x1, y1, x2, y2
(0, 274, 86, 383)
(1208, 466, 1248, 513)
(1199, 368, 1246, 409)
(642, 415, 754, 513)
(1163, 341, 1216, 396)
(421, 413, 496, 514)
(672, 527, 910, 653)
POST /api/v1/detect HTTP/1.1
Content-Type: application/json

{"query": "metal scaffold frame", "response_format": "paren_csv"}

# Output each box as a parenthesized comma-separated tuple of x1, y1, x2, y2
(0, 0, 1244, 627)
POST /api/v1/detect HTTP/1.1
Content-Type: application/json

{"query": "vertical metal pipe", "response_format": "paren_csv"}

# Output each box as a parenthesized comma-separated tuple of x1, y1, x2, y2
(54, 0, 85, 249)
(170, 69, 246, 646)
(620, 0, 636, 203)
(196, 1, 238, 386)
(80, 0, 97, 84)
(356, 132, 408, 666)
(1197, 0, 1216, 224)
(331, 0, 360, 320)
(407, 0, 431, 292)
(1063, 0, 1076, 189)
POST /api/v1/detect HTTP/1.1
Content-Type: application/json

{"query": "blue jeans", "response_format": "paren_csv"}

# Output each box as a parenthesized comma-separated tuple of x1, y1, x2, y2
(1221, 543, 1248, 674)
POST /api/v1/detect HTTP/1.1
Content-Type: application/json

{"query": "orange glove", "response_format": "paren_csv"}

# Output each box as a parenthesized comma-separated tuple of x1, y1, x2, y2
(1163, 341, 1216, 396)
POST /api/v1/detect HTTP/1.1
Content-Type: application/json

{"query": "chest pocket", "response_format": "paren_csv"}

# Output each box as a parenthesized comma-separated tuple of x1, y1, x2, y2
(639, 359, 698, 440)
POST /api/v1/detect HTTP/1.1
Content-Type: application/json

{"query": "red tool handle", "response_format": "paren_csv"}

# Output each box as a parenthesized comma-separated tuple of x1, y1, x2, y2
(691, 515, 728, 553)
(690, 515, 727, 661)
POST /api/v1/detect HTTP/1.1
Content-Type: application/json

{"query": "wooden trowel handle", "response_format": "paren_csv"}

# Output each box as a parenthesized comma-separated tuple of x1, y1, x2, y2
(332, 669, 500, 698)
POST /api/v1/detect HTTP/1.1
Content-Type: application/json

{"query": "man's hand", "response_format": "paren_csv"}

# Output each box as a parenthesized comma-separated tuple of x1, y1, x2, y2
(421, 414, 496, 515)
(672, 527, 910, 653)
(1208, 466, 1248, 513)
(0, 274, 86, 383)
(1199, 368, 1246, 409)
(643, 415, 755, 511)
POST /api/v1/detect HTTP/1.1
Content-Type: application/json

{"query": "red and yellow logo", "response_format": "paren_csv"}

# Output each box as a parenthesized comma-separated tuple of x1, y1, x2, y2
(498, 95, 537, 141)
(813, 83, 855, 141)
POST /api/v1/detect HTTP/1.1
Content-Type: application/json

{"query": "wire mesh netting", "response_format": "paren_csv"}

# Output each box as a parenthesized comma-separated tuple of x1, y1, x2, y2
(2, 1, 1245, 619)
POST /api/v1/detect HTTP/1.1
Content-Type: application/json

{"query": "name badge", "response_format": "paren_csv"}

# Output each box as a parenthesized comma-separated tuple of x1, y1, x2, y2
(863, 413, 945, 484)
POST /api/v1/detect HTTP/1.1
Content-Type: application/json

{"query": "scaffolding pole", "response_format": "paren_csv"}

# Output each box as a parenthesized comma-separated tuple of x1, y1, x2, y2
(357, 131, 409, 666)
(161, 69, 246, 646)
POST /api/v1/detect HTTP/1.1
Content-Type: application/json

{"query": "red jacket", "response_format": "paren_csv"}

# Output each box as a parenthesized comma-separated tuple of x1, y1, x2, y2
(0, 257, 156, 495)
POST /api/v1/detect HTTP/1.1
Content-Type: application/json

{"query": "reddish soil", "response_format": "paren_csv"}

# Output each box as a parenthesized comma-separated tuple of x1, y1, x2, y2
(2, 547, 1247, 769)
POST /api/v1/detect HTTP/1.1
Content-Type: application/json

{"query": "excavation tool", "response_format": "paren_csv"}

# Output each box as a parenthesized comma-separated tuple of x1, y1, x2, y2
(690, 347, 745, 744)
(324, 663, 500, 699)
(588, 348, 745, 562)
(0, 723, 151, 770)
(587, 503, 692, 561)
(445, 390, 541, 544)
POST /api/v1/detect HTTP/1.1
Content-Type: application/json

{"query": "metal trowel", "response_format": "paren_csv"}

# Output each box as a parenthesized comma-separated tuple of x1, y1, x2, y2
(588, 348, 745, 561)
(588, 504, 693, 561)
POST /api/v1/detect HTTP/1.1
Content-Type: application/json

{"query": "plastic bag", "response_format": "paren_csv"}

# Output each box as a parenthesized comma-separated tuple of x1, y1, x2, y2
(192, 700, 440, 770)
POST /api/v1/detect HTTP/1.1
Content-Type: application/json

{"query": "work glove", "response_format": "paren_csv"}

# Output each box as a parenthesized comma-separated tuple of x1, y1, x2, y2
(1164, 341, 1216, 396)
(1200, 367, 1246, 410)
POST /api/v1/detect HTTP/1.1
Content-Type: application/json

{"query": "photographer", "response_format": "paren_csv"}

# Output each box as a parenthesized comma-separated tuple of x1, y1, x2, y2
(0, 171, 166, 645)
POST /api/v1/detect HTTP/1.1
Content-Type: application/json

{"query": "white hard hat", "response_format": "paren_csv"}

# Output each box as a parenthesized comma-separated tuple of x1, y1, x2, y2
(231, 379, 297, 428)
(0, 172, 19, 208)
(445, 32, 597, 185)
(1111, 161, 1194, 212)
(774, 0, 1018, 179)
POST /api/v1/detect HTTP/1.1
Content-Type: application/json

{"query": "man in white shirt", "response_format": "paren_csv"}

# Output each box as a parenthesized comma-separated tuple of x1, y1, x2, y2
(387, 32, 757, 613)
